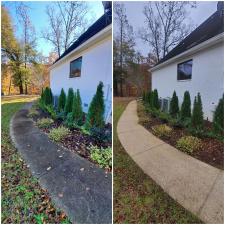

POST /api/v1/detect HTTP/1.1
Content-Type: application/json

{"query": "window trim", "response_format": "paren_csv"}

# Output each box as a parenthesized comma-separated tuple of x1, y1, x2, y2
(69, 56, 82, 78)
(177, 59, 193, 81)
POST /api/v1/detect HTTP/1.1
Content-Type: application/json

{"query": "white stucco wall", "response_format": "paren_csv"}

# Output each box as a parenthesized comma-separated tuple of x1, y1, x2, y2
(152, 42, 224, 121)
(50, 37, 112, 123)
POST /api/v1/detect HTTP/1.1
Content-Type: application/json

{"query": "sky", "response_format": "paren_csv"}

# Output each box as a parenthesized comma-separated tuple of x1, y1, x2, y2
(3, 1, 104, 57)
(114, 1, 218, 57)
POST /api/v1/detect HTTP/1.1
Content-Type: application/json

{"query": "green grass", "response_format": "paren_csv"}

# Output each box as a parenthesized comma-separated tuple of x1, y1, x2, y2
(113, 98, 202, 224)
(1, 95, 71, 224)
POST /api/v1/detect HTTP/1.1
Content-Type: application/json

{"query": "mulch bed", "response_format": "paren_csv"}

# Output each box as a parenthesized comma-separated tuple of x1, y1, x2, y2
(31, 108, 111, 170)
(138, 104, 224, 170)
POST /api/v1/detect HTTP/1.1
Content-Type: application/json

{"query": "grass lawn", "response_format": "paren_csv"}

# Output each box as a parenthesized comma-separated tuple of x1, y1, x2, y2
(113, 97, 202, 224)
(1, 95, 70, 224)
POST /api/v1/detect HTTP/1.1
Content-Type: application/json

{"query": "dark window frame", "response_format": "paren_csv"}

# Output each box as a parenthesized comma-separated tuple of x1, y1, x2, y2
(177, 59, 193, 81)
(70, 56, 82, 78)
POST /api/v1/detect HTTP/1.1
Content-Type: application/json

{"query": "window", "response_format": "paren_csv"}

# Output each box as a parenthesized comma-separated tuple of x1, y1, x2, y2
(177, 59, 193, 80)
(70, 57, 82, 78)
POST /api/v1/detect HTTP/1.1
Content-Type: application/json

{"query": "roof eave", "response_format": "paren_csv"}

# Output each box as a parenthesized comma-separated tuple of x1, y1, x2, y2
(151, 32, 224, 72)
(50, 24, 112, 70)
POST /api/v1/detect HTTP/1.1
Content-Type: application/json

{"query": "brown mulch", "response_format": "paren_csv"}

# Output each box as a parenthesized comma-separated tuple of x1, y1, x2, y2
(31, 108, 111, 168)
(138, 103, 224, 170)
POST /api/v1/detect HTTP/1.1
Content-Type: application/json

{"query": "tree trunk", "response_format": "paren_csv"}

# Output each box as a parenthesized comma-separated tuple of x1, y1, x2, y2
(25, 83, 28, 95)
(19, 84, 24, 94)
(114, 79, 118, 96)
(120, 77, 123, 97)
(8, 77, 12, 95)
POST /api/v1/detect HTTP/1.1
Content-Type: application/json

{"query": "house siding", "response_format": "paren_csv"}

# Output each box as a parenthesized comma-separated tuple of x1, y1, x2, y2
(50, 37, 112, 123)
(152, 42, 224, 121)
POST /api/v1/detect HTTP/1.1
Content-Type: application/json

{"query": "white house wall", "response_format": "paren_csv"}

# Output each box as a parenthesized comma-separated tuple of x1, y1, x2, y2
(50, 37, 112, 123)
(152, 42, 224, 121)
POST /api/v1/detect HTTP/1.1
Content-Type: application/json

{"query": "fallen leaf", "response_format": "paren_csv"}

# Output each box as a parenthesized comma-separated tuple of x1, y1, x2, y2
(47, 167, 51, 171)
(80, 168, 84, 171)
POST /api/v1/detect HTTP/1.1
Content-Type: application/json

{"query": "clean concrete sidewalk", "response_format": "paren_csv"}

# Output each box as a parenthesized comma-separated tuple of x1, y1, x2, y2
(10, 103, 112, 224)
(117, 100, 224, 224)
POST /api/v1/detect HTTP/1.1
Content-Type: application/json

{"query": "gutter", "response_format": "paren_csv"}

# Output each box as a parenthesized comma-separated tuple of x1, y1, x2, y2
(50, 24, 112, 70)
(151, 33, 224, 72)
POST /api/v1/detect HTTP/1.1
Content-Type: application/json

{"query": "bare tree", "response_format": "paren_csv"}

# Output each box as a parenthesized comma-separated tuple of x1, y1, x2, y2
(114, 2, 135, 96)
(140, 2, 195, 62)
(43, 2, 88, 57)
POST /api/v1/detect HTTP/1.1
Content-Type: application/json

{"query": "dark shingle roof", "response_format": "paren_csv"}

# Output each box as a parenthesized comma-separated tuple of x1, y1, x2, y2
(54, 9, 112, 64)
(155, 6, 224, 66)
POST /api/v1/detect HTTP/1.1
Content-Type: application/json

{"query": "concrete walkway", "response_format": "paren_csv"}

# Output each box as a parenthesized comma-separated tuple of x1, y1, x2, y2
(117, 100, 224, 224)
(10, 103, 112, 224)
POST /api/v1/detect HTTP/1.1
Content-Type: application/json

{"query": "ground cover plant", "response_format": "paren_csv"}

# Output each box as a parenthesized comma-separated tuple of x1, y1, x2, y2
(1, 96, 71, 224)
(140, 90, 224, 169)
(113, 97, 201, 224)
(34, 84, 112, 170)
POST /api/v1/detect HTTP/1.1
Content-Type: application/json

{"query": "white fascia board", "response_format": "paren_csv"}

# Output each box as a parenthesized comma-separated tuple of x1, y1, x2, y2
(50, 24, 112, 70)
(151, 33, 224, 72)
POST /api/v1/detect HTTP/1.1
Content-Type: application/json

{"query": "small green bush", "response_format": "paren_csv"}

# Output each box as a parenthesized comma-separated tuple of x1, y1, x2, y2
(64, 112, 75, 128)
(90, 127, 112, 143)
(85, 82, 105, 130)
(48, 126, 70, 142)
(180, 91, 191, 119)
(45, 105, 57, 120)
(152, 124, 172, 137)
(64, 88, 74, 114)
(36, 118, 54, 128)
(169, 91, 179, 117)
(89, 145, 112, 169)
(176, 136, 201, 154)
(58, 88, 66, 112)
(158, 111, 171, 123)
(80, 125, 91, 135)
(44, 87, 53, 105)
(213, 95, 224, 135)
(28, 108, 39, 117)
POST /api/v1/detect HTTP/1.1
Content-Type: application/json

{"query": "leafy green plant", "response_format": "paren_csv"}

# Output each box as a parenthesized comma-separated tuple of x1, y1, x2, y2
(158, 111, 171, 123)
(169, 91, 179, 117)
(56, 110, 66, 120)
(36, 118, 54, 128)
(176, 136, 201, 154)
(191, 93, 204, 129)
(152, 124, 172, 137)
(72, 89, 83, 125)
(80, 125, 90, 135)
(45, 105, 57, 120)
(90, 127, 112, 143)
(34, 214, 47, 224)
(64, 88, 74, 114)
(58, 88, 66, 112)
(180, 91, 191, 119)
(213, 95, 224, 136)
(48, 126, 70, 142)
(85, 82, 105, 130)
(64, 112, 75, 128)
(89, 145, 112, 169)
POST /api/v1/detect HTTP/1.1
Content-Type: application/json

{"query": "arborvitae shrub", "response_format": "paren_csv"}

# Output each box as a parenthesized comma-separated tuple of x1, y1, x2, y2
(64, 88, 74, 114)
(213, 95, 224, 135)
(169, 91, 179, 117)
(153, 89, 160, 109)
(58, 88, 66, 112)
(180, 91, 191, 119)
(191, 93, 204, 128)
(72, 89, 83, 125)
(43, 87, 53, 105)
(85, 82, 105, 130)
